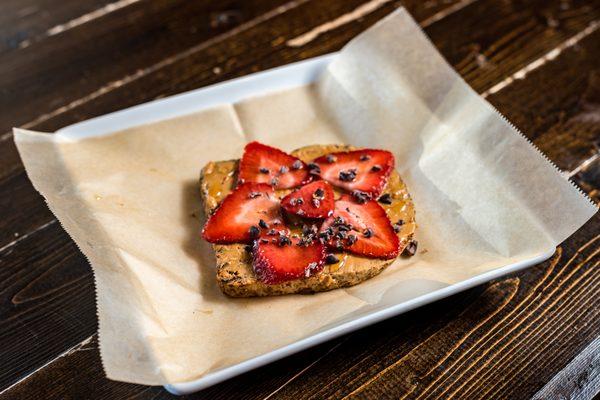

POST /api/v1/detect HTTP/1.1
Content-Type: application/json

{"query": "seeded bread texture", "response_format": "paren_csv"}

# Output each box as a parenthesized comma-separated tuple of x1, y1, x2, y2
(199, 144, 416, 297)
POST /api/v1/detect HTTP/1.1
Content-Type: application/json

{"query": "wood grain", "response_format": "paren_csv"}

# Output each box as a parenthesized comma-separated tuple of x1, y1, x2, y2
(0, 222, 96, 390)
(1, 0, 599, 398)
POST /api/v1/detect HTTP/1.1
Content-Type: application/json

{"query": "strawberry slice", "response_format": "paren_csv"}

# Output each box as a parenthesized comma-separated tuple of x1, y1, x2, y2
(202, 182, 283, 244)
(312, 149, 394, 196)
(319, 195, 399, 259)
(239, 141, 312, 189)
(253, 235, 326, 284)
(281, 181, 335, 218)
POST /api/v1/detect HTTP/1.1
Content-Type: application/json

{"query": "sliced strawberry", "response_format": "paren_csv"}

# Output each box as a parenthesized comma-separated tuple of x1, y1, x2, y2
(253, 235, 326, 284)
(202, 182, 283, 244)
(239, 141, 312, 189)
(319, 195, 399, 259)
(281, 181, 335, 218)
(312, 149, 394, 196)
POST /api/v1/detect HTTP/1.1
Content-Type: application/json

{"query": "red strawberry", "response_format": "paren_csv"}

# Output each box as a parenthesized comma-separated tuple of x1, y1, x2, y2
(202, 182, 283, 244)
(253, 235, 326, 284)
(281, 181, 335, 218)
(239, 141, 312, 189)
(312, 149, 394, 196)
(319, 195, 399, 259)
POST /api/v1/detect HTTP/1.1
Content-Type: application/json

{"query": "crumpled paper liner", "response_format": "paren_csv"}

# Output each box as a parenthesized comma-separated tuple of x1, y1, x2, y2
(14, 9, 597, 385)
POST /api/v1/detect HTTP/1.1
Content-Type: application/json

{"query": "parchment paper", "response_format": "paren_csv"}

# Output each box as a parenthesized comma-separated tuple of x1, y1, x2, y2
(14, 9, 597, 385)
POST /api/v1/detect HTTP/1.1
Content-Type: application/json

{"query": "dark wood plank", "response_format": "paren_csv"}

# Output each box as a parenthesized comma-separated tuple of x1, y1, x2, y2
(0, 222, 96, 390)
(0, 171, 55, 249)
(486, 26, 600, 172)
(573, 156, 600, 204)
(0, 0, 116, 53)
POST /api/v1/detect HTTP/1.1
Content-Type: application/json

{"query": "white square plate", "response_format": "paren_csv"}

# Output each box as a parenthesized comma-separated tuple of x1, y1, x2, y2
(57, 55, 554, 395)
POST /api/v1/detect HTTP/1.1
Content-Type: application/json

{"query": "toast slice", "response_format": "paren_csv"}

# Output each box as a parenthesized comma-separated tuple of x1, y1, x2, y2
(200, 144, 416, 297)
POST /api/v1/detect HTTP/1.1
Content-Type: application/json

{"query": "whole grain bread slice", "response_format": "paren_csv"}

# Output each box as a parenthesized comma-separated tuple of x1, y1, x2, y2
(200, 144, 416, 297)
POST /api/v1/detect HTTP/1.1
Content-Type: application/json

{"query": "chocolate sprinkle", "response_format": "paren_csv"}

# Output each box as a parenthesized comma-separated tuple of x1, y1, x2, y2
(333, 216, 346, 225)
(279, 165, 289, 174)
(346, 234, 358, 246)
(393, 223, 402, 233)
(319, 228, 333, 239)
(363, 228, 373, 238)
(337, 224, 351, 232)
(303, 224, 318, 236)
(313, 188, 325, 199)
(326, 154, 337, 163)
(402, 240, 418, 257)
(278, 236, 292, 246)
(291, 160, 303, 170)
(307, 163, 321, 175)
(312, 198, 321, 208)
(352, 190, 371, 204)
(270, 177, 279, 186)
(325, 254, 339, 264)
(259, 167, 270, 174)
(248, 225, 260, 239)
(371, 164, 382, 172)
(378, 193, 393, 205)
(258, 219, 268, 229)
(245, 245, 252, 253)
(360, 154, 371, 161)
(260, 238, 269, 244)
(339, 169, 357, 182)
(267, 229, 277, 235)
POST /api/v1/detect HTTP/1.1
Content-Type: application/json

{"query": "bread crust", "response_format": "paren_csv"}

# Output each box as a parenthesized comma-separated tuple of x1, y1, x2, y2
(200, 144, 416, 297)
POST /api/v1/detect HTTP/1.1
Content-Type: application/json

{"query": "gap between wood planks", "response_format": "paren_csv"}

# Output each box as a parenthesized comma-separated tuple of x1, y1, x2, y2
(481, 20, 600, 98)
(1, 3, 598, 396)
(286, 0, 477, 47)
(262, 338, 349, 400)
(0, 334, 95, 397)
(17, 0, 144, 49)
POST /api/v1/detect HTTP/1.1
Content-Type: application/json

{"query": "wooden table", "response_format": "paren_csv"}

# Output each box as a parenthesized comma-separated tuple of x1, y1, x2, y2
(1, 1, 599, 398)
